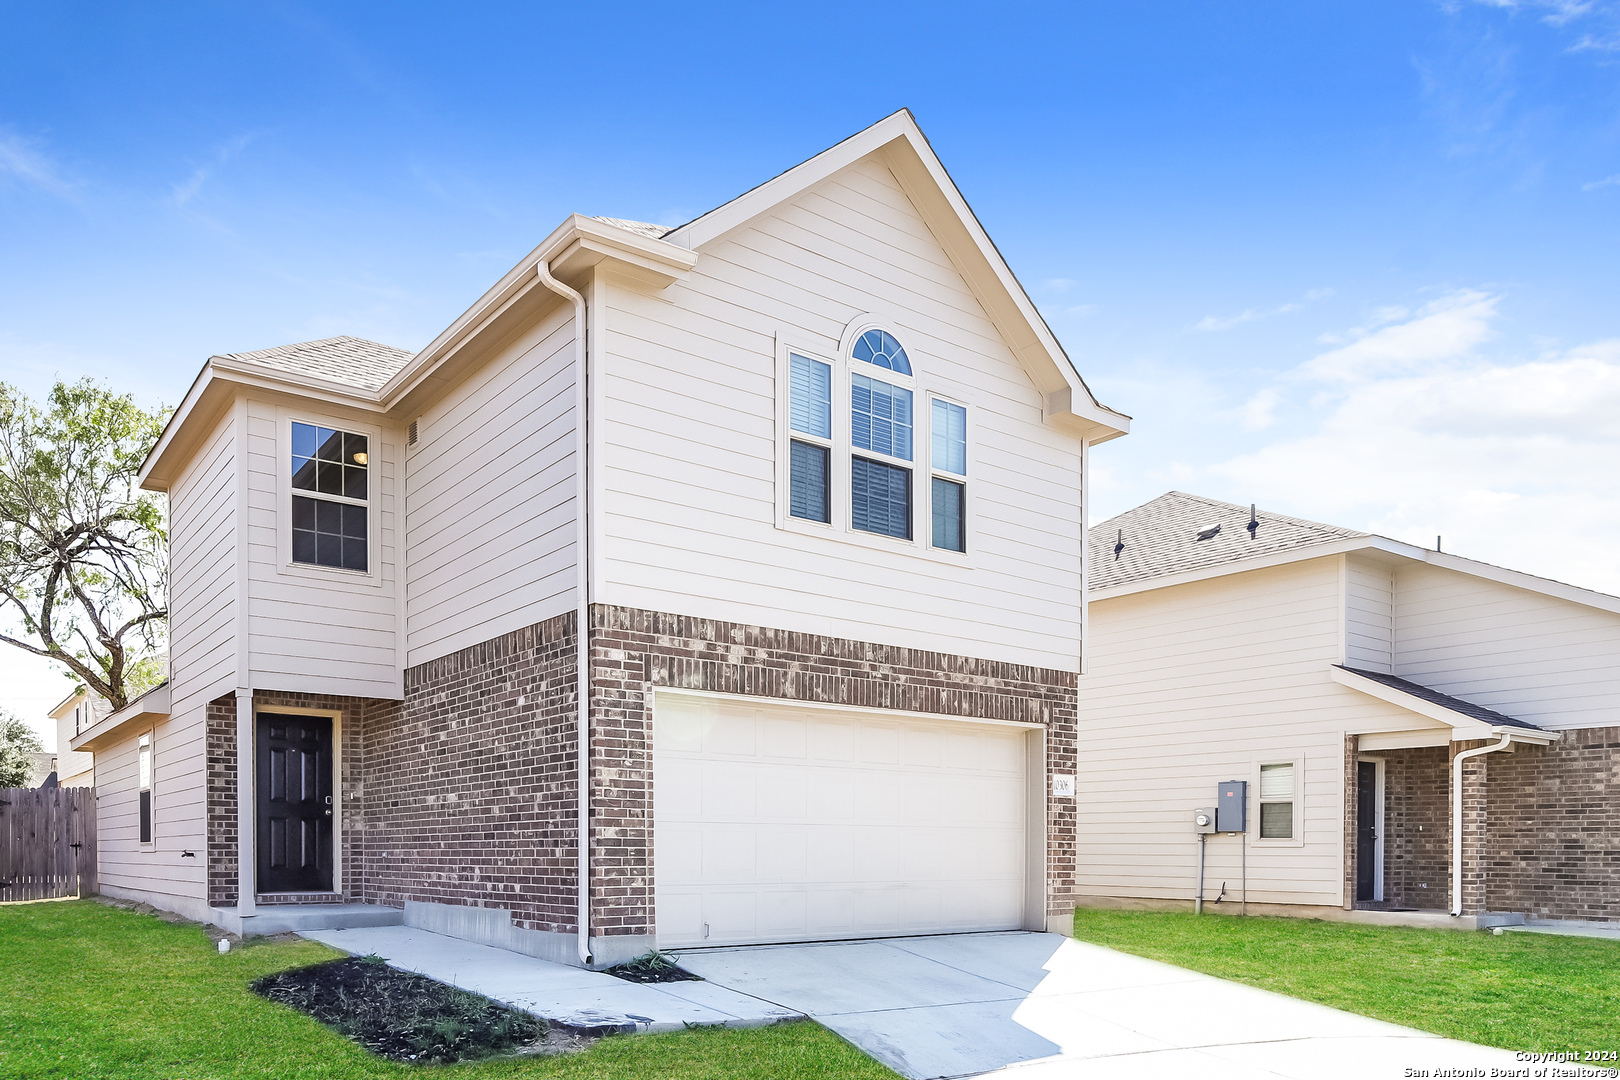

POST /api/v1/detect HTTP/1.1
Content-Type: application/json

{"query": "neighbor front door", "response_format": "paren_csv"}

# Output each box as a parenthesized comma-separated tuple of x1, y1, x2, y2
(1355, 760, 1379, 902)
(256, 713, 334, 894)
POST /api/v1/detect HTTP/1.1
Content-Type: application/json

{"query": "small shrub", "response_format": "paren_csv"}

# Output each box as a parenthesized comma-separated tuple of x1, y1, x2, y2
(604, 950, 702, 984)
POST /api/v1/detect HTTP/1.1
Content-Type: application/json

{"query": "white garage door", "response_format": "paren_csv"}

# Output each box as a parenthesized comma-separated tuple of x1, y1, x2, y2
(654, 693, 1031, 948)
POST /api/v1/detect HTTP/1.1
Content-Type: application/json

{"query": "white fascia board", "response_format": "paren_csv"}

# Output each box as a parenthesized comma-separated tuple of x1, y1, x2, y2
(1090, 533, 1620, 618)
(70, 682, 171, 753)
(663, 110, 1129, 444)
(1424, 550, 1620, 617)
(378, 213, 694, 409)
(137, 363, 219, 489)
(1329, 666, 1559, 745)
(1090, 536, 1413, 601)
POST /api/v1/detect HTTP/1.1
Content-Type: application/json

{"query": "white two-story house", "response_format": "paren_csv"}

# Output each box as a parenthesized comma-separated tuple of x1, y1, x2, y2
(71, 111, 1129, 964)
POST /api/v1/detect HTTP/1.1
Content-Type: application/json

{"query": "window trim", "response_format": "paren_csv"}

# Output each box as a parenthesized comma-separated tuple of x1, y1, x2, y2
(774, 327, 977, 565)
(137, 731, 154, 849)
(1254, 757, 1304, 846)
(274, 409, 385, 587)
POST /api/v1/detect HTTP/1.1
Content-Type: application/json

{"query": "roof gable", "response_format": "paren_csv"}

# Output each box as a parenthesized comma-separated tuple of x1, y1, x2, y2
(663, 110, 1128, 444)
(218, 335, 416, 394)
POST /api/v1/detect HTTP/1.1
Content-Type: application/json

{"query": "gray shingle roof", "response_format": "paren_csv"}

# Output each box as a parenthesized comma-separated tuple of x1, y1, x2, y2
(592, 216, 672, 240)
(218, 335, 416, 394)
(1336, 666, 1544, 731)
(1090, 491, 1367, 591)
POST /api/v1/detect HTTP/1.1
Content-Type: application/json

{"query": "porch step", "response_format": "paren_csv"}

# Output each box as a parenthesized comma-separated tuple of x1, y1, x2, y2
(214, 903, 404, 937)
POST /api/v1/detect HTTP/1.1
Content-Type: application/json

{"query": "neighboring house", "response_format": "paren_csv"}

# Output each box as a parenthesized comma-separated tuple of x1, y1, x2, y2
(1077, 491, 1619, 925)
(47, 689, 106, 787)
(70, 111, 1129, 963)
(25, 751, 57, 788)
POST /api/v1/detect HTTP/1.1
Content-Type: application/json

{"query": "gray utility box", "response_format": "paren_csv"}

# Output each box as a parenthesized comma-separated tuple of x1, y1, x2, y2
(1194, 807, 1217, 834)
(1217, 780, 1248, 833)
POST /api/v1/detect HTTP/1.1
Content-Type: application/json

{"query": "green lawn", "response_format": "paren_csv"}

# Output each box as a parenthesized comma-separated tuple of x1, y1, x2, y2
(0, 900, 897, 1080)
(1071, 908, 1620, 1052)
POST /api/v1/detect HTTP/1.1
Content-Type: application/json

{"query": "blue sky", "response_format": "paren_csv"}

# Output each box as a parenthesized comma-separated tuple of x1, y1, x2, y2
(4, 1, 1619, 737)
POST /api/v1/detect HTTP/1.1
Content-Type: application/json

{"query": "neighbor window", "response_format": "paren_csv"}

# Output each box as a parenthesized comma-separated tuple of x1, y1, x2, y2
(1259, 762, 1295, 839)
(291, 421, 369, 572)
(930, 399, 967, 552)
(138, 733, 153, 845)
(788, 354, 832, 523)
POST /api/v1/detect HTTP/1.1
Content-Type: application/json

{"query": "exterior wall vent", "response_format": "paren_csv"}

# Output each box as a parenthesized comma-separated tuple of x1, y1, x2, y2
(407, 419, 419, 447)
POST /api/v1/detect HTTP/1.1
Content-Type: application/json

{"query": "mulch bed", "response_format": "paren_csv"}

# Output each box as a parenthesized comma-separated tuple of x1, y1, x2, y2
(251, 956, 593, 1064)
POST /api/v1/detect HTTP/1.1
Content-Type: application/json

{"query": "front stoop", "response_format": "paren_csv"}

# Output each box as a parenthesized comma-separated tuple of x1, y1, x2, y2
(214, 903, 404, 937)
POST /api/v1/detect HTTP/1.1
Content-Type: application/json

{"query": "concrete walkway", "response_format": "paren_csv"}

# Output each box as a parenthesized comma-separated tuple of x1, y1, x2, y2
(677, 931, 1526, 1080)
(302, 925, 800, 1034)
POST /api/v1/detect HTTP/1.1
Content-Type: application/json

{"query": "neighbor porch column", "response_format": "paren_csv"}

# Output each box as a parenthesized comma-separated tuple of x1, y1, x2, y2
(235, 687, 256, 917)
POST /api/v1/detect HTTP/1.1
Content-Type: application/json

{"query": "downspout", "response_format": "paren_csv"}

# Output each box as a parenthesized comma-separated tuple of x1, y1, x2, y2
(533, 258, 592, 967)
(1450, 733, 1512, 917)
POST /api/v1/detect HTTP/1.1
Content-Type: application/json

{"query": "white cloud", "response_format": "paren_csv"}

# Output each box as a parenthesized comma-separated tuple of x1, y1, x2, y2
(0, 129, 76, 198)
(1194, 288, 1333, 333)
(171, 134, 255, 207)
(1584, 174, 1620, 191)
(1297, 289, 1499, 382)
(1234, 388, 1280, 431)
(1209, 323, 1620, 593)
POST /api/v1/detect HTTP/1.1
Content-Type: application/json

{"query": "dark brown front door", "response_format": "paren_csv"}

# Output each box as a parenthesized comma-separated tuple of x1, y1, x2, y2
(256, 713, 333, 894)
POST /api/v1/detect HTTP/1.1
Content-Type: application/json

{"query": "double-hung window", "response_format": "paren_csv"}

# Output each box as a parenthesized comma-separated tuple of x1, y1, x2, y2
(291, 421, 369, 573)
(138, 733, 153, 846)
(788, 354, 833, 524)
(930, 398, 967, 552)
(1259, 762, 1296, 839)
(849, 330, 915, 540)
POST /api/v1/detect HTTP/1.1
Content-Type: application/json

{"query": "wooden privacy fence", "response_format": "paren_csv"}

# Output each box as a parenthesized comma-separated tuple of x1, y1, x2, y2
(0, 787, 97, 901)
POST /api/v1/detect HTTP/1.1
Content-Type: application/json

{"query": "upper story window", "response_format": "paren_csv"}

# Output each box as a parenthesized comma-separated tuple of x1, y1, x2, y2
(291, 421, 368, 573)
(852, 329, 912, 375)
(782, 326, 969, 554)
(930, 399, 967, 552)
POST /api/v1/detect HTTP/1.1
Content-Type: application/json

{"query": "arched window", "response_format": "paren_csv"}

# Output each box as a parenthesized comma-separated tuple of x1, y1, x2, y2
(851, 329, 912, 375)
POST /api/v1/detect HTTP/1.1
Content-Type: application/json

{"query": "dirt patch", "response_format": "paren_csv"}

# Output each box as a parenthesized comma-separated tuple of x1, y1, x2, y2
(603, 951, 703, 984)
(251, 956, 594, 1063)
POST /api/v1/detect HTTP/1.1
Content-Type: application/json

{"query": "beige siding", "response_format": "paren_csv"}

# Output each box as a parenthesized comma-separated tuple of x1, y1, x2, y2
(243, 397, 401, 696)
(1076, 558, 1414, 906)
(1345, 556, 1394, 673)
(1393, 563, 1620, 731)
(94, 712, 208, 907)
(404, 303, 578, 666)
(596, 156, 1083, 671)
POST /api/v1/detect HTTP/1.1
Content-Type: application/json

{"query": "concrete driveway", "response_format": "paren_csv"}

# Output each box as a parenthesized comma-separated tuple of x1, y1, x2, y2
(676, 931, 1525, 1080)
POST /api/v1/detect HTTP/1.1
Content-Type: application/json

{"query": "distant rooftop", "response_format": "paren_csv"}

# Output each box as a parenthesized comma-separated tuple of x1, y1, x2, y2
(1090, 491, 1367, 591)
(218, 335, 417, 394)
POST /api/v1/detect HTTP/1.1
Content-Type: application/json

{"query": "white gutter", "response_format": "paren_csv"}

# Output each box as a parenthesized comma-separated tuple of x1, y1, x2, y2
(533, 258, 592, 967)
(1450, 733, 1513, 917)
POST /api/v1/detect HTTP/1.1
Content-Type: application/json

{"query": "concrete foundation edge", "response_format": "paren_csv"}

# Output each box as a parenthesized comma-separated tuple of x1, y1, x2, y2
(98, 883, 219, 927)
(404, 901, 654, 969)
(1071, 893, 1502, 931)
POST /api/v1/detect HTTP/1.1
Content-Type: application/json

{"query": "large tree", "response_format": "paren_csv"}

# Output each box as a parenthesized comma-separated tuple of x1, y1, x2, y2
(0, 379, 170, 711)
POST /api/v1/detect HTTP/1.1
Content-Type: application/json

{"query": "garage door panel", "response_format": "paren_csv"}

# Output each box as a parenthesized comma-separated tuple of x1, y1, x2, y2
(656, 698, 1030, 947)
(759, 714, 807, 758)
(808, 717, 857, 761)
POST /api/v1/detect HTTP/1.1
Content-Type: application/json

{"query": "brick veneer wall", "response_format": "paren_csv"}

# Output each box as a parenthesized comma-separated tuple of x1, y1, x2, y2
(1378, 746, 1450, 910)
(589, 604, 1079, 940)
(205, 689, 386, 908)
(205, 696, 237, 908)
(1485, 726, 1620, 922)
(362, 613, 577, 932)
